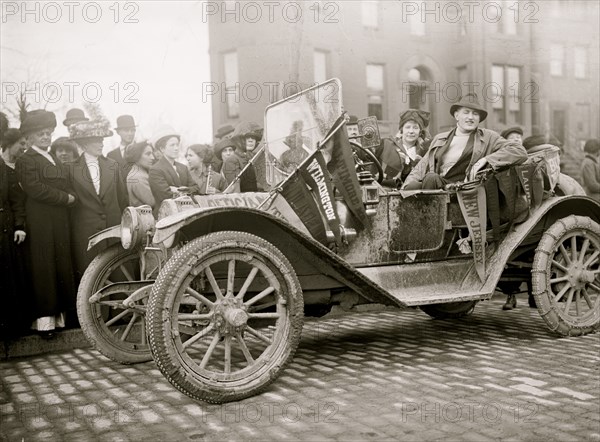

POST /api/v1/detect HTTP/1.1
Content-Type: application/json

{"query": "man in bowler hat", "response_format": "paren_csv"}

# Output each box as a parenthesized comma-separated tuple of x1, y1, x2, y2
(108, 115, 137, 176)
(403, 93, 527, 189)
(63, 108, 88, 128)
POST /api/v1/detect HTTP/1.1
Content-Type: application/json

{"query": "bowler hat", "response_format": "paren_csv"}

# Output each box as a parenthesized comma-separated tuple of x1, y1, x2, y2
(115, 115, 136, 130)
(348, 115, 359, 125)
(500, 126, 523, 139)
(398, 109, 430, 130)
(20, 110, 57, 136)
(69, 118, 113, 140)
(63, 108, 88, 127)
(450, 93, 488, 122)
(215, 124, 234, 140)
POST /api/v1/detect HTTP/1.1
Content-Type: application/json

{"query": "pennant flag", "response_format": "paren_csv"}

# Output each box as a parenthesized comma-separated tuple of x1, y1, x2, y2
(321, 116, 370, 228)
(457, 186, 487, 281)
(299, 151, 341, 244)
(280, 165, 329, 244)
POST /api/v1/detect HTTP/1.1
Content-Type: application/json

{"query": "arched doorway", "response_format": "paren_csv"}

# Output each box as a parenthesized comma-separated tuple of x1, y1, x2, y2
(404, 66, 435, 132)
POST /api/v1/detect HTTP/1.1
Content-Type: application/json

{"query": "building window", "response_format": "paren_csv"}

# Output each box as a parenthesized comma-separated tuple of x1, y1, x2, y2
(314, 50, 328, 84)
(366, 64, 384, 120)
(223, 51, 239, 118)
(576, 103, 591, 137)
(550, 44, 564, 77)
(491, 65, 521, 125)
(409, 11, 425, 36)
(361, 1, 378, 29)
(574, 47, 587, 79)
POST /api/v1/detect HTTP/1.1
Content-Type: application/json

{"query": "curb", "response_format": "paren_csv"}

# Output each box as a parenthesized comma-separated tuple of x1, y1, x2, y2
(2, 329, 90, 360)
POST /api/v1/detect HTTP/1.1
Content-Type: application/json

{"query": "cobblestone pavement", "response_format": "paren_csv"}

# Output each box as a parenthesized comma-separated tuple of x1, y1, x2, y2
(1, 297, 599, 441)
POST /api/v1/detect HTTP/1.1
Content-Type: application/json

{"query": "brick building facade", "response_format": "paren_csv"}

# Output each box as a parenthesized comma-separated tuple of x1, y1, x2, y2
(208, 1, 598, 152)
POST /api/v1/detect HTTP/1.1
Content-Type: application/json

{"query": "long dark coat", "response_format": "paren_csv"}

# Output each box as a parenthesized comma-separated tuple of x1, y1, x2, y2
(15, 148, 76, 320)
(69, 154, 128, 280)
(0, 158, 31, 338)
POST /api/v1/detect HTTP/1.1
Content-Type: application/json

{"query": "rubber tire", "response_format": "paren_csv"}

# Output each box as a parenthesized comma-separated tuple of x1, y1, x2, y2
(532, 215, 600, 336)
(77, 244, 152, 364)
(146, 231, 304, 404)
(420, 301, 478, 319)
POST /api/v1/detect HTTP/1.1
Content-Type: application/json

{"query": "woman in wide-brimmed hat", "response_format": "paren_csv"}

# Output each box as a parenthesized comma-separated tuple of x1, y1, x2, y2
(68, 118, 128, 286)
(230, 121, 263, 192)
(16, 110, 78, 338)
(214, 137, 242, 193)
(376, 109, 432, 187)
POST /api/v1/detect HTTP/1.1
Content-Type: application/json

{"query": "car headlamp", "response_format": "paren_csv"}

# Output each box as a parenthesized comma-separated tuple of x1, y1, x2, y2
(121, 205, 155, 250)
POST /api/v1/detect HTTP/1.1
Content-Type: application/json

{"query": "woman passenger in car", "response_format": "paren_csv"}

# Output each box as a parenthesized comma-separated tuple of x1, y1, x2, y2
(376, 109, 431, 188)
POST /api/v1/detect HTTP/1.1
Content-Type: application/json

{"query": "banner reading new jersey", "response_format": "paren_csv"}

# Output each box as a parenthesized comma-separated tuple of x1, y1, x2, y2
(457, 186, 487, 281)
(300, 151, 341, 244)
(322, 116, 370, 228)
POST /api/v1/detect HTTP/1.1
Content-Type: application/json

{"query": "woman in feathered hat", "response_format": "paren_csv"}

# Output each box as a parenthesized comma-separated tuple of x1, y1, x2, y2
(16, 110, 78, 338)
(69, 117, 128, 283)
(375, 109, 431, 187)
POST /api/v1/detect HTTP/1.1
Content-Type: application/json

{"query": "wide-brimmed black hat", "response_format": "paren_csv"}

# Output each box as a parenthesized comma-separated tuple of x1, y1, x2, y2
(450, 93, 488, 122)
(115, 115, 136, 130)
(500, 126, 523, 139)
(63, 108, 88, 127)
(20, 110, 57, 136)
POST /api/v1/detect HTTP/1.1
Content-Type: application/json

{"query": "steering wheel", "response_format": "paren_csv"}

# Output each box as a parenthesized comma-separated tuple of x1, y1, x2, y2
(349, 140, 384, 184)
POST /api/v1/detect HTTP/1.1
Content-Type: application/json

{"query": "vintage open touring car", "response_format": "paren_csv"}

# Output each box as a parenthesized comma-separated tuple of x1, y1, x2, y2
(77, 79, 600, 403)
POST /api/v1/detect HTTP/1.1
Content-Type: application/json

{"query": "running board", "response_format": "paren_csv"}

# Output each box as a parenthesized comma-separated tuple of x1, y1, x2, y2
(357, 262, 493, 306)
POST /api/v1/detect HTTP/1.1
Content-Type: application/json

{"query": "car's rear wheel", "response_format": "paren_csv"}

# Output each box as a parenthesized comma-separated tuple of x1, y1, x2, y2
(532, 215, 600, 336)
(420, 301, 478, 319)
(147, 231, 303, 403)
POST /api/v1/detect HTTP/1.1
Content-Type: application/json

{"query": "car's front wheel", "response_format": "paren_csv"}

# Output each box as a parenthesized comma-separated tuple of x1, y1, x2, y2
(147, 231, 304, 403)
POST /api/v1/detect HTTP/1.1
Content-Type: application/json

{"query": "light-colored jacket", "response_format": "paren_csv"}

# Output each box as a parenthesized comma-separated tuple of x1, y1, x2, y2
(127, 164, 155, 207)
(403, 127, 528, 188)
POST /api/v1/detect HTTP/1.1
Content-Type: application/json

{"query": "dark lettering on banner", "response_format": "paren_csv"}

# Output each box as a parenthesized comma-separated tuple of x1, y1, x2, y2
(300, 152, 341, 243)
(457, 186, 487, 281)
(324, 118, 370, 228)
(280, 172, 328, 244)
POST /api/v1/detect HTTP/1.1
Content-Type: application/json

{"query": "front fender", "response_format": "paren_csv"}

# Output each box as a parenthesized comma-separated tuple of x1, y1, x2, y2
(153, 206, 405, 308)
(87, 225, 122, 251)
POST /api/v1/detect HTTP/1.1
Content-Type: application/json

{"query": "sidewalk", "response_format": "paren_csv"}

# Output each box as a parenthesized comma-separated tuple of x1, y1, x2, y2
(2, 329, 90, 360)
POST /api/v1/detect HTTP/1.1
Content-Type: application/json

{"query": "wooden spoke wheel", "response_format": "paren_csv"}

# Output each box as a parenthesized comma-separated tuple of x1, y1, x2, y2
(76, 244, 155, 363)
(420, 301, 478, 319)
(532, 215, 600, 336)
(147, 231, 303, 404)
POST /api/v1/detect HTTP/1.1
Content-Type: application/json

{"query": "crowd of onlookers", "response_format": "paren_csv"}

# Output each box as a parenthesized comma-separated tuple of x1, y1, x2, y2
(0, 108, 263, 340)
(1, 97, 599, 341)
